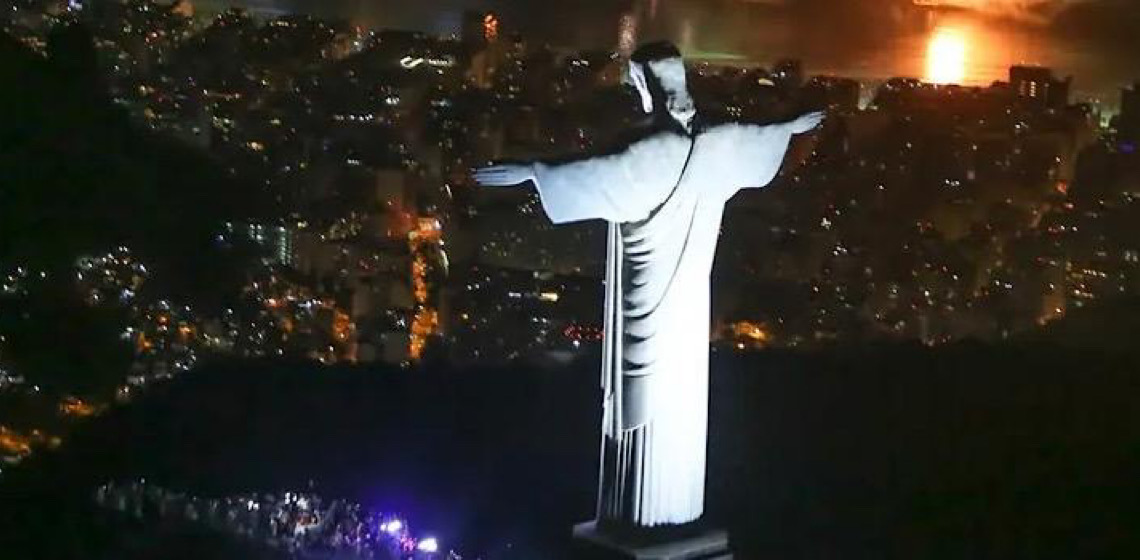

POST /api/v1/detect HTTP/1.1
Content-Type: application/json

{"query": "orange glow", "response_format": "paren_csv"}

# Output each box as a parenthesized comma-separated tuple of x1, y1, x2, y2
(412, 256, 429, 304)
(483, 13, 499, 42)
(409, 309, 438, 361)
(177, 324, 194, 342)
(409, 217, 442, 244)
(0, 426, 32, 457)
(732, 321, 770, 343)
(407, 216, 444, 361)
(912, 1, 1059, 23)
(332, 310, 354, 342)
(926, 27, 968, 85)
(409, 254, 435, 361)
(406, 213, 444, 362)
(59, 396, 101, 418)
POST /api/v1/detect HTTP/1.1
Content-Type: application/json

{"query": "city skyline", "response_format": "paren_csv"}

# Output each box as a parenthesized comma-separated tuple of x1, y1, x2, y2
(192, 0, 1140, 102)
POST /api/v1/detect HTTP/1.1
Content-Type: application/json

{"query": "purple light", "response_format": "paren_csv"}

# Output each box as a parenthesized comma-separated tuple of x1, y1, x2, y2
(380, 518, 404, 534)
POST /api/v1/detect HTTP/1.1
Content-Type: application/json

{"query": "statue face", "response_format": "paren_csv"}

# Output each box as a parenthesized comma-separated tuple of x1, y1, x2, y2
(647, 57, 696, 131)
(628, 53, 696, 132)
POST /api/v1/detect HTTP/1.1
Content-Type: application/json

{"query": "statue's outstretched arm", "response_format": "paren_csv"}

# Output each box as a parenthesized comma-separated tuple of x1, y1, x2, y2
(786, 111, 825, 135)
(473, 133, 690, 224)
(473, 153, 627, 224)
(716, 111, 824, 196)
(473, 163, 537, 187)
(472, 147, 630, 190)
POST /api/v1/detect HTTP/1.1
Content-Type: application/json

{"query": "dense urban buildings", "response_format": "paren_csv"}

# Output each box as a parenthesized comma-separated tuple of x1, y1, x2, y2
(4, 0, 1140, 452)
(2, 1, 1140, 558)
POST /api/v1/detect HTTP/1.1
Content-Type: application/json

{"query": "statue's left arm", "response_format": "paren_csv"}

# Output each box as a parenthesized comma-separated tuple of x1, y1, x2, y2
(715, 111, 823, 195)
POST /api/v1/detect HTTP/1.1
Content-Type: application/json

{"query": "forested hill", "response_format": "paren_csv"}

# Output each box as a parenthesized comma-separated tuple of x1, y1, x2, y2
(0, 25, 252, 300)
(4, 325, 1139, 558)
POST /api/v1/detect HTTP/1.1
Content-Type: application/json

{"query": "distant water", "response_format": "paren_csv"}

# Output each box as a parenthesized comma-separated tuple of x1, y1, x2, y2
(194, 0, 1133, 105)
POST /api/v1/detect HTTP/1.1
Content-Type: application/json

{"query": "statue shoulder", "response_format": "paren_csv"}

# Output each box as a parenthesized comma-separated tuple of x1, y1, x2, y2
(556, 127, 685, 161)
(699, 120, 787, 146)
(638, 129, 690, 147)
(617, 126, 687, 146)
(626, 131, 692, 166)
(695, 122, 748, 148)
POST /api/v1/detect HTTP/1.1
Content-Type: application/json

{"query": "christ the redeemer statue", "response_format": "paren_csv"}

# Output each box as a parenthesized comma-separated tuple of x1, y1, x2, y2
(476, 42, 822, 533)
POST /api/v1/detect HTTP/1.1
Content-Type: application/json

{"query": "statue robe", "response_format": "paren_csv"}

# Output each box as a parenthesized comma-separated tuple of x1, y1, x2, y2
(532, 122, 795, 527)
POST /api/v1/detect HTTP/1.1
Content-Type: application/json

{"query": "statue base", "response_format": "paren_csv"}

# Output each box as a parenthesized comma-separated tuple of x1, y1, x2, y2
(573, 521, 732, 560)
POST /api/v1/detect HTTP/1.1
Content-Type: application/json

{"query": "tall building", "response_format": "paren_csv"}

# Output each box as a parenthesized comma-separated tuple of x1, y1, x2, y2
(1010, 65, 1071, 110)
(220, 222, 295, 266)
(617, 12, 638, 58)
(463, 11, 503, 89)
(1118, 82, 1140, 145)
(461, 11, 485, 48)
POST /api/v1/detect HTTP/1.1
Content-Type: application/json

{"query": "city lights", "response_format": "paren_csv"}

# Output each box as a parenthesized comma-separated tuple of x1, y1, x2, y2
(96, 482, 457, 558)
(417, 537, 440, 552)
(2, 0, 1138, 556)
(618, 13, 637, 57)
(482, 13, 499, 42)
(408, 217, 445, 362)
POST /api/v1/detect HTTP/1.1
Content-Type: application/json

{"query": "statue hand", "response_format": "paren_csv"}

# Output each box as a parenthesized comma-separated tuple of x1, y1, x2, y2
(789, 111, 825, 134)
(473, 163, 537, 187)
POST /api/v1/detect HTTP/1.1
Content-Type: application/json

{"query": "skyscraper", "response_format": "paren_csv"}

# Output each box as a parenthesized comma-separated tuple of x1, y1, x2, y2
(1010, 65, 1071, 110)
(1118, 82, 1140, 145)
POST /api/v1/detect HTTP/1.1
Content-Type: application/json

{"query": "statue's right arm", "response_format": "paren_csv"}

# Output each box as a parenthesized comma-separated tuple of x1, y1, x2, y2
(471, 155, 624, 193)
(473, 155, 619, 224)
(473, 134, 688, 225)
(472, 163, 538, 187)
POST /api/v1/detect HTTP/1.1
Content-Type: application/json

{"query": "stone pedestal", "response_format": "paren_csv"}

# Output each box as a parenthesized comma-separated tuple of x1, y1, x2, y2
(573, 521, 732, 560)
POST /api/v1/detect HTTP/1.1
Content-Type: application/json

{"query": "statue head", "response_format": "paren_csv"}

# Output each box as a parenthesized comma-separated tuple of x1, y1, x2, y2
(626, 41, 696, 133)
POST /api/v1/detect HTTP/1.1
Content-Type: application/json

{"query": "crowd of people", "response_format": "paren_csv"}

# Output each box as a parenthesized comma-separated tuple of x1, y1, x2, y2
(95, 480, 461, 559)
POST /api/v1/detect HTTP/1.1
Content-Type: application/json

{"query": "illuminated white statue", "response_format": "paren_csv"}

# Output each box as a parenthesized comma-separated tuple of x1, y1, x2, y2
(476, 42, 822, 529)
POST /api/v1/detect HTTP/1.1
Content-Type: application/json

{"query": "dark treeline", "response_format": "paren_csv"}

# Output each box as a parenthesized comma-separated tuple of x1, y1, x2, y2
(0, 28, 255, 306)
(0, 26, 259, 402)
(3, 322, 1140, 559)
